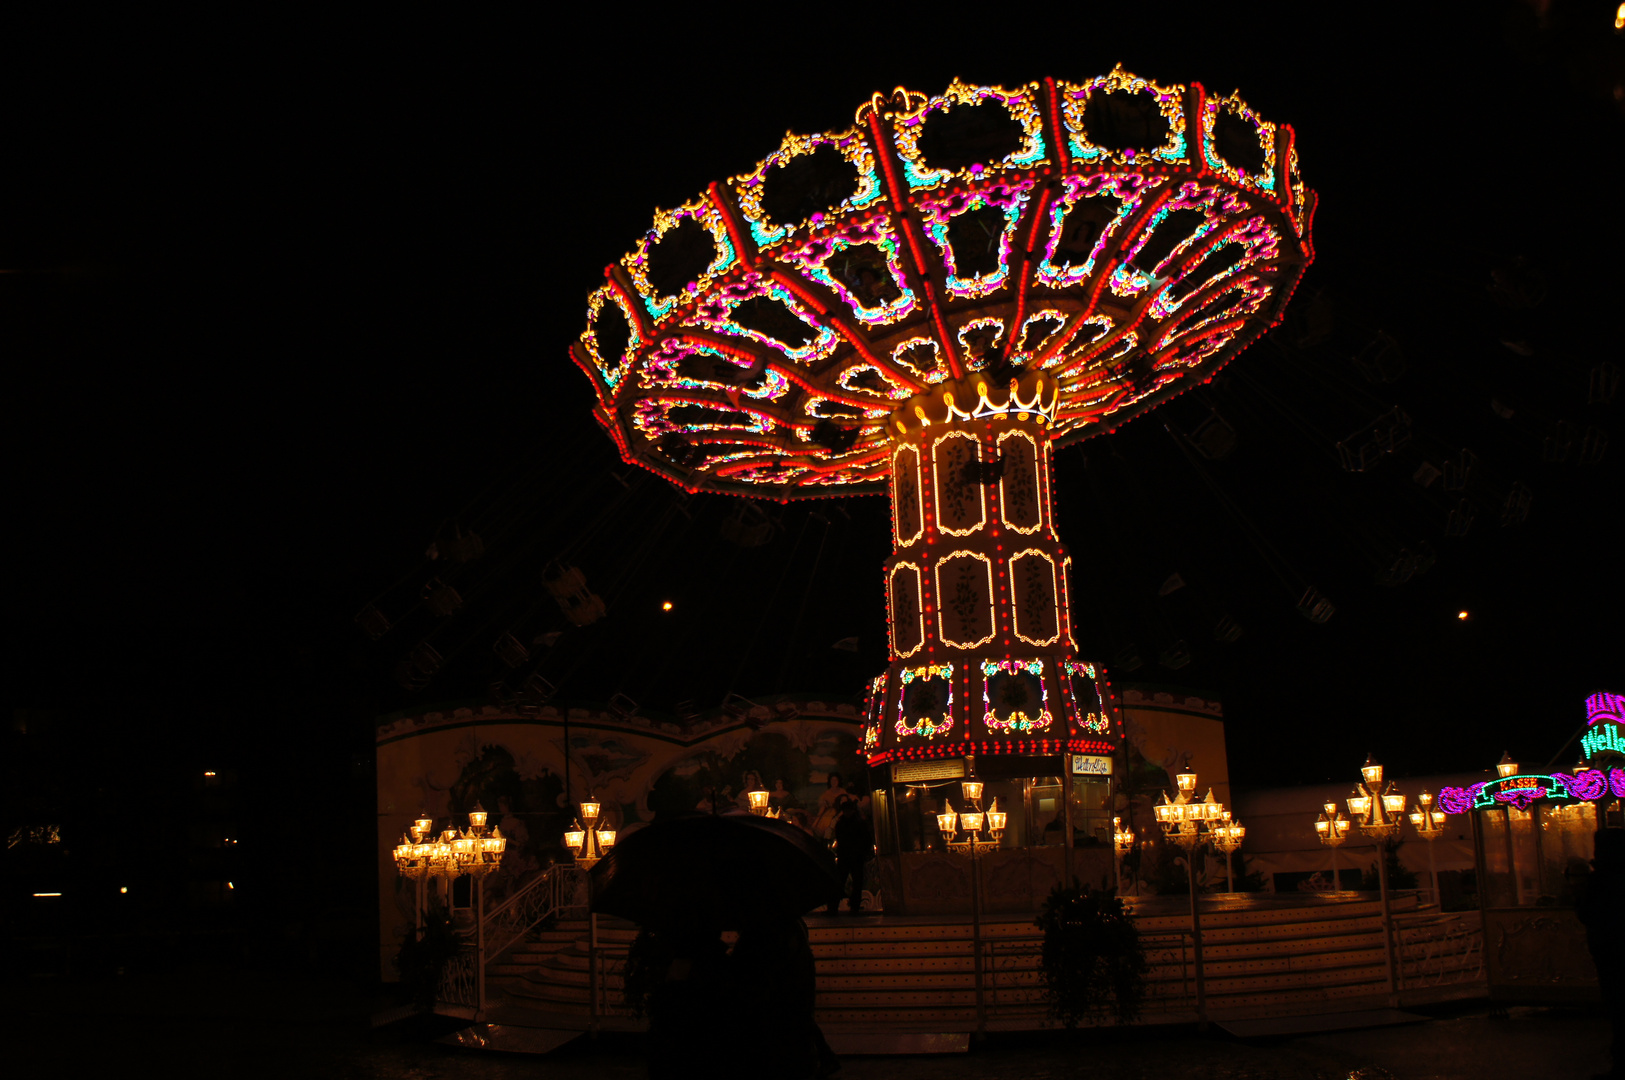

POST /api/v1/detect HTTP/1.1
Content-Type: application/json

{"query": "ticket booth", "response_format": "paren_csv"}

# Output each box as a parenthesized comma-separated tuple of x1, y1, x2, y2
(1442, 691, 1623, 1000)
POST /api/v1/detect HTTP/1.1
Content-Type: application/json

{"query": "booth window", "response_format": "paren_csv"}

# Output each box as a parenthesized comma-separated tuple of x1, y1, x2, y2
(1072, 776, 1112, 846)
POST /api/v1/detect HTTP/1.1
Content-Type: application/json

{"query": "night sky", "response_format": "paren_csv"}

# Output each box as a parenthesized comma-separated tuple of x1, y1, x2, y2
(6, 5, 1621, 931)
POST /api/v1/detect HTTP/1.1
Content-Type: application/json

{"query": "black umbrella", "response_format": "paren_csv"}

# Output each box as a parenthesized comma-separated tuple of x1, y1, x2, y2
(590, 811, 840, 928)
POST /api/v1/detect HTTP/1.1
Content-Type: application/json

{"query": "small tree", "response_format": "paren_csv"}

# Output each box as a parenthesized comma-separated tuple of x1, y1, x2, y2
(1360, 839, 1418, 890)
(1035, 880, 1148, 1028)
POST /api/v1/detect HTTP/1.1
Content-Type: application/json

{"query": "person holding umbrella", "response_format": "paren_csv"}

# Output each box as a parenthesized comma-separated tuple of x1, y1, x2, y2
(594, 810, 841, 1076)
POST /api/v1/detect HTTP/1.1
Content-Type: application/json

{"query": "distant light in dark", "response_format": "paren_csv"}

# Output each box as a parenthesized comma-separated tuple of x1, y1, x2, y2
(33, 892, 61, 898)
(662, 601, 673, 611)
(120, 886, 128, 894)
(204, 770, 216, 777)
(1457, 611, 1469, 621)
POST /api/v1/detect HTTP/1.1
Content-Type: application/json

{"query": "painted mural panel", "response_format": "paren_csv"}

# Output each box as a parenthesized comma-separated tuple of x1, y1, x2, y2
(997, 429, 1042, 533)
(935, 551, 995, 649)
(1009, 549, 1060, 646)
(375, 700, 864, 980)
(888, 562, 924, 658)
(931, 431, 984, 535)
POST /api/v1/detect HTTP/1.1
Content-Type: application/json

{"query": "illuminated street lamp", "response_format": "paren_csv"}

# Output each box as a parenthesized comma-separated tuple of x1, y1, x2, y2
(1348, 756, 1405, 993)
(1154, 759, 1226, 1027)
(1211, 811, 1246, 894)
(392, 802, 507, 1017)
(1313, 802, 1352, 891)
(746, 786, 771, 816)
(1409, 790, 1448, 905)
(1113, 816, 1135, 895)
(938, 790, 1002, 854)
(564, 797, 617, 869)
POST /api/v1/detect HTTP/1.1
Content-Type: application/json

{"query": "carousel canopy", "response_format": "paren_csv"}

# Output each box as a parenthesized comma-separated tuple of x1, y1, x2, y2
(572, 69, 1315, 499)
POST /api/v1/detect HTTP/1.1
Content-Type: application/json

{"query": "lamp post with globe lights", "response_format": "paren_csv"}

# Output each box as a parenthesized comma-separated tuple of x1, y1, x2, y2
(935, 776, 1004, 1030)
(1113, 816, 1135, 895)
(1409, 791, 1448, 906)
(1347, 757, 1405, 994)
(1153, 759, 1226, 1026)
(1211, 811, 1246, 894)
(562, 796, 620, 1027)
(393, 805, 507, 925)
(391, 804, 507, 1016)
(562, 797, 618, 869)
(1313, 802, 1352, 891)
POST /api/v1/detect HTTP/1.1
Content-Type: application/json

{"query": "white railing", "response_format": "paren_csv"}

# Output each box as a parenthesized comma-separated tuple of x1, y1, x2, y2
(435, 944, 481, 1017)
(482, 864, 588, 962)
(1394, 910, 1484, 990)
(423, 864, 590, 1021)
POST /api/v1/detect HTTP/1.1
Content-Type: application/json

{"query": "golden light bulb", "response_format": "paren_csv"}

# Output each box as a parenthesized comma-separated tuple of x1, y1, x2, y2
(662, 600, 673, 611)
(1457, 611, 1469, 621)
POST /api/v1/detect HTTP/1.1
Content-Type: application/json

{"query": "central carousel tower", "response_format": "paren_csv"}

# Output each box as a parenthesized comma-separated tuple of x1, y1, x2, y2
(569, 71, 1314, 910)
(873, 369, 1101, 763)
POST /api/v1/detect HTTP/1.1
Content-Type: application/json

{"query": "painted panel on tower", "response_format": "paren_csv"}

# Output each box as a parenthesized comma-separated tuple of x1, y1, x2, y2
(892, 444, 923, 546)
(997, 430, 1042, 533)
(932, 431, 986, 535)
(1065, 660, 1111, 736)
(889, 562, 925, 658)
(982, 658, 1054, 734)
(1010, 549, 1061, 646)
(897, 662, 955, 740)
(935, 551, 996, 649)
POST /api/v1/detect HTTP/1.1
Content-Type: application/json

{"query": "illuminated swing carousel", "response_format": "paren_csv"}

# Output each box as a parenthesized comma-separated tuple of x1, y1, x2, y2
(570, 70, 1314, 913)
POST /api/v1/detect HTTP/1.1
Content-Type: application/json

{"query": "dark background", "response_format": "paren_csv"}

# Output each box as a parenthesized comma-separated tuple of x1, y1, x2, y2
(4, 2, 1620, 978)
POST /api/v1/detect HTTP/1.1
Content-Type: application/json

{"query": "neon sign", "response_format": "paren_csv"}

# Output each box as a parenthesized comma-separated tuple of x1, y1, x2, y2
(1566, 768, 1625, 801)
(1586, 691, 1624, 726)
(1449, 768, 1625, 805)
(1486, 774, 1571, 811)
(1436, 783, 1481, 815)
(1582, 722, 1625, 761)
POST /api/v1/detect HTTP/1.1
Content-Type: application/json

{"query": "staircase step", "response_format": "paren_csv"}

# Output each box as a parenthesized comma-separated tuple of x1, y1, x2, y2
(817, 971, 979, 991)
(520, 966, 625, 990)
(815, 955, 976, 975)
(815, 987, 977, 1007)
(813, 940, 976, 960)
(483, 899, 1471, 1032)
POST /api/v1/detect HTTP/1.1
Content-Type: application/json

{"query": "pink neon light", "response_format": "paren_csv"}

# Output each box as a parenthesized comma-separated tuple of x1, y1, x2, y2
(1437, 785, 1478, 815)
(1612, 767, 1625, 799)
(1587, 691, 1625, 726)
(1569, 770, 1608, 801)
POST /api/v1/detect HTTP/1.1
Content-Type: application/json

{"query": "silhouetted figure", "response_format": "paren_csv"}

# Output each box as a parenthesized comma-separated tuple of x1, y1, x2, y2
(731, 913, 838, 1078)
(640, 918, 733, 1078)
(1578, 828, 1625, 1079)
(828, 797, 874, 915)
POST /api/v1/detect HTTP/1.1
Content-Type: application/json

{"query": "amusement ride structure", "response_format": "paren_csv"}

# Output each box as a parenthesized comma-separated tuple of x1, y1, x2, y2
(569, 70, 1315, 907)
